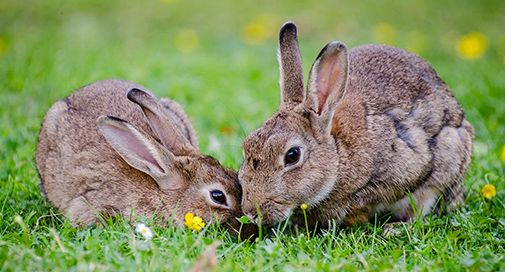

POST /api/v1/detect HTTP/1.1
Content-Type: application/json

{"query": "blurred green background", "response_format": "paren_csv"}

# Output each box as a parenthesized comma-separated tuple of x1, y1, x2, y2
(0, 0, 504, 270)
(1, 0, 504, 168)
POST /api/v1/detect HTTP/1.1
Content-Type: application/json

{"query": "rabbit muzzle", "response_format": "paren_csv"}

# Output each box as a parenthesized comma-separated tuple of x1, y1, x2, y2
(241, 196, 294, 226)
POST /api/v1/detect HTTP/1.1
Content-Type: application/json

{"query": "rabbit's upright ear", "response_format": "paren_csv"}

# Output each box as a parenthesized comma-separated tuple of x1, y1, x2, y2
(97, 116, 184, 190)
(305, 41, 349, 132)
(127, 88, 195, 154)
(278, 21, 305, 108)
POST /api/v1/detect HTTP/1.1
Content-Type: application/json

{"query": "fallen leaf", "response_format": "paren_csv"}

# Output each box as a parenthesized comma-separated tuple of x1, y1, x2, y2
(189, 240, 221, 272)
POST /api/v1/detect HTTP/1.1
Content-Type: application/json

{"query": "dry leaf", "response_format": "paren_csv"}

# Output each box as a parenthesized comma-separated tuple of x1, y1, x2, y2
(189, 240, 222, 272)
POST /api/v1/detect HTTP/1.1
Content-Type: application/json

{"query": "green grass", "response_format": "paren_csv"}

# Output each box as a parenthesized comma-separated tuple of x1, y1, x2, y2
(1, 0, 504, 271)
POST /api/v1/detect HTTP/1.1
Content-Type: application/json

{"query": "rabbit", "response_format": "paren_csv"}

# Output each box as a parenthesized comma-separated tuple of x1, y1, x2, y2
(36, 79, 244, 228)
(239, 22, 474, 227)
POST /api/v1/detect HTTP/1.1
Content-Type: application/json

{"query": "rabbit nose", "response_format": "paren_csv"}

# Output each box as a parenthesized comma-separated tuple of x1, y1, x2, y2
(242, 202, 258, 224)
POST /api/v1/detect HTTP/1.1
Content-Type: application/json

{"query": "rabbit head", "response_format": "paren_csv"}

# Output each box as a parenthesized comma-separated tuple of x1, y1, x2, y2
(97, 88, 243, 227)
(239, 22, 349, 225)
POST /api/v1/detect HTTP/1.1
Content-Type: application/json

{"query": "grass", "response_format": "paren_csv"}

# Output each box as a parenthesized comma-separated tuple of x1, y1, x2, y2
(1, 0, 504, 271)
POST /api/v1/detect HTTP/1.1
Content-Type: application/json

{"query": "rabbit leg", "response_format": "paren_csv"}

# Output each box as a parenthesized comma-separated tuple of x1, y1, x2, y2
(434, 120, 473, 211)
(342, 207, 371, 226)
(381, 120, 473, 221)
(380, 185, 440, 221)
(64, 196, 100, 226)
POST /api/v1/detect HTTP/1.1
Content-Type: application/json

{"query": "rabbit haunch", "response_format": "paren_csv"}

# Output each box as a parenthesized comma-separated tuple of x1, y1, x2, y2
(239, 22, 473, 226)
(36, 80, 243, 227)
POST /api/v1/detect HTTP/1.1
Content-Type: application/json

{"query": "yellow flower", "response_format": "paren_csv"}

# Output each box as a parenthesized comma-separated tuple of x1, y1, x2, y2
(456, 32, 487, 60)
(175, 29, 199, 54)
(184, 212, 205, 232)
(481, 184, 497, 200)
(243, 23, 269, 45)
(300, 203, 308, 211)
(501, 145, 505, 161)
(0, 37, 7, 56)
(406, 31, 427, 54)
(373, 23, 397, 45)
(242, 14, 277, 45)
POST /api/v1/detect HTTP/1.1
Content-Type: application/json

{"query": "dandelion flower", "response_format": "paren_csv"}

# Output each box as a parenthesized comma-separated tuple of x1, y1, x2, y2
(481, 184, 496, 200)
(373, 23, 397, 45)
(300, 203, 310, 237)
(175, 29, 199, 53)
(0, 37, 7, 56)
(219, 125, 235, 136)
(456, 32, 487, 60)
(406, 31, 427, 54)
(243, 23, 269, 45)
(135, 223, 153, 240)
(242, 15, 277, 45)
(184, 212, 206, 232)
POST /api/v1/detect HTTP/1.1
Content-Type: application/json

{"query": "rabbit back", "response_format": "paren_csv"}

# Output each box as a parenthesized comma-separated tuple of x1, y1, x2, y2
(36, 80, 195, 224)
(334, 45, 473, 221)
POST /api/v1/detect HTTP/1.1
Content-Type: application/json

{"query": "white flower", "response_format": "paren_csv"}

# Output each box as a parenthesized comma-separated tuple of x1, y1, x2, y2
(207, 134, 221, 153)
(135, 223, 153, 240)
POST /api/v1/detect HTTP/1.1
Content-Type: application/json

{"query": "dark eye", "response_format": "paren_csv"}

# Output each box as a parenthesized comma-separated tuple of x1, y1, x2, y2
(210, 190, 227, 205)
(284, 146, 301, 166)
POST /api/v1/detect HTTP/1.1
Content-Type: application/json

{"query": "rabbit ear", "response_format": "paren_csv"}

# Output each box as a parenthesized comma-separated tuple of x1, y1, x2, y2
(278, 21, 305, 108)
(305, 41, 349, 130)
(97, 116, 184, 190)
(127, 88, 194, 154)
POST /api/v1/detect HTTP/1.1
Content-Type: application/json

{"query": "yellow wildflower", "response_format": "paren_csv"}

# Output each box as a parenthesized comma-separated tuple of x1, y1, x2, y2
(481, 184, 496, 200)
(406, 31, 427, 54)
(300, 203, 310, 237)
(220, 125, 235, 136)
(175, 29, 199, 53)
(501, 145, 505, 161)
(243, 23, 269, 45)
(456, 32, 487, 60)
(0, 37, 7, 56)
(373, 23, 397, 45)
(184, 212, 205, 232)
(242, 14, 277, 45)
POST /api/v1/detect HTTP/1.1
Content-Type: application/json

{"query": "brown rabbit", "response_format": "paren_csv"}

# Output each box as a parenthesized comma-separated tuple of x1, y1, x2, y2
(36, 79, 243, 227)
(239, 22, 473, 227)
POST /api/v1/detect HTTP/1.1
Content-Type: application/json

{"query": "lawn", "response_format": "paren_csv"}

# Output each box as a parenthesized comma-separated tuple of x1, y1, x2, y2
(1, 0, 504, 271)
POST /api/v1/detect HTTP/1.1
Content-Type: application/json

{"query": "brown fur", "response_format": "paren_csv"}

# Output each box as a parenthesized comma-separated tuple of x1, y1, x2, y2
(36, 79, 243, 227)
(239, 22, 473, 226)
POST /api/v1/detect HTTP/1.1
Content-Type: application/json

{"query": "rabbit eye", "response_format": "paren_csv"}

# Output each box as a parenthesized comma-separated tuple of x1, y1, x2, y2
(284, 146, 301, 166)
(210, 190, 227, 206)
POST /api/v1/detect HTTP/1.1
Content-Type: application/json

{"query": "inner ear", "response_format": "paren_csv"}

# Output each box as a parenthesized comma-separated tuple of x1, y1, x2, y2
(315, 50, 347, 114)
(306, 41, 349, 116)
(109, 122, 166, 174)
(97, 115, 186, 190)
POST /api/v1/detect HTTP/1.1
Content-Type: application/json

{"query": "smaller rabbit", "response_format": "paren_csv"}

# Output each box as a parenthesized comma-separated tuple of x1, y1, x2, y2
(36, 80, 243, 228)
(239, 22, 473, 227)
